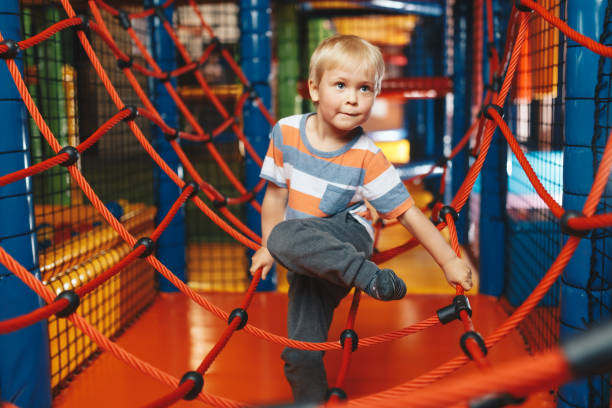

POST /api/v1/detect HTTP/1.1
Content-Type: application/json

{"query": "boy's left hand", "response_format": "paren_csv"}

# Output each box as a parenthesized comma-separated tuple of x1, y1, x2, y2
(441, 257, 473, 291)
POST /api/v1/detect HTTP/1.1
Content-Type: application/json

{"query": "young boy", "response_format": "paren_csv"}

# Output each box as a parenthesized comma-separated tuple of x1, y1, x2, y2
(249, 34, 472, 403)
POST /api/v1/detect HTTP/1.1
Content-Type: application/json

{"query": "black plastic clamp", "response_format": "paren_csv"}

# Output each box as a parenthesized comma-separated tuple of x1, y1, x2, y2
(154, 6, 168, 22)
(245, 84, 257, 100)
(182, 181, 200, 200)
(228, 308, 248, 330)
(469, 393, 526, 408)
(340, 329, 359, 352)
(58, 146, 80, 167)
(164, 128, 180, 142)
(117, 57, 133, 69)
(160, 71, 171, 83)
(134, 237, 155, 258)
(74, 14, 90, 32)
(437, 295, 472, 324)
(436, 156, 450, 167)
(179, 371, 204, 400)
(55, 290, 81, 318)
(116, 10, 132, 30)
(560, 210, 589, 237)
(326, 387, 347, 401)
(211, 36, 223, 50)
(515, 0, 534, 12)
(122, 105, 139, 122)
(212, 197, 228, 209)
(437, 205, 458, 224)
(243, 191, 256, 204)
(460, 331, 488, 360)
(483, 103, 504, 121)
(486, 75, 502, 93)
(0, 39, 20, 59)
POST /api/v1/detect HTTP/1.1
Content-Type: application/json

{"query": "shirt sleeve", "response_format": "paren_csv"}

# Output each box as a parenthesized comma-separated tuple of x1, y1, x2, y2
(361, 150, 414, 219)
(259, 123, 287, 188)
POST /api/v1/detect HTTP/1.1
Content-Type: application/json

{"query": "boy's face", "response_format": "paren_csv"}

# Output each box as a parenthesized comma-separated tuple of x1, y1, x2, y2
(308, 64, 376, 136)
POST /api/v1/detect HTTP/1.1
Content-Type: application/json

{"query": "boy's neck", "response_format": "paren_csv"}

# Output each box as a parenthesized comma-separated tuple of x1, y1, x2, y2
(305, 113, 359, 152)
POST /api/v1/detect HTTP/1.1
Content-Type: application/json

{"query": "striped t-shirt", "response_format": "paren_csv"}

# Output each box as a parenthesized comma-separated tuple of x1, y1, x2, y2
(260, 113, 414, 238)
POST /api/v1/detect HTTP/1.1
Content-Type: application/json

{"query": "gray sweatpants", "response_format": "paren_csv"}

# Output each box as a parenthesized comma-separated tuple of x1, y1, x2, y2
(266, 211, 379, 403)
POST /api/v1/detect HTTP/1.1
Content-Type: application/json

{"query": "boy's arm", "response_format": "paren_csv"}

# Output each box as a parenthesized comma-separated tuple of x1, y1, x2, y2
(249, 183, 288, 279)
(397, 205, 472, 290)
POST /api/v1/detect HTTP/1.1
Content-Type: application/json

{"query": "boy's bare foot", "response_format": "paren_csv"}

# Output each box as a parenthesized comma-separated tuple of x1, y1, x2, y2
(365, 269, 406, 301)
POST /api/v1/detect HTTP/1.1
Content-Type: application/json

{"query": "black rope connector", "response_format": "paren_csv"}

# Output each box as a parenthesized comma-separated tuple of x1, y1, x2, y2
(212, 197, 228, 209)
(560, 210, 589, 237)
(245, 84, 257, 100)
(228, 308, 248, 330)
(55, 290, 81, 318)
(435, 156, 450, 167)
(469, 393, 526, 408)
(486, 75, 502, 93)
(122, 105, 139, 122)
(164, 128, 180, 141)
(515, 0, 534, 12)
(0, 39, 20, 59)
(74, 14, 90, 32)
(154, 6, 168, 22)
(58, 146, 80, 167)
(340, 329, 359, 352)
(460, 331, 488, 360)
(437, 295, 472, 324)
(244, 191, 256, 204)
(134, 237, 155, 258)
(182, 181, 200, 200)
(117, 56, 133, 69)
(116, 10, 132, 30)
(160, 71, 171, 83)
(179, 371, 204, 400)
(437, 205, 458, 224)
(483, 103, 504, 121)
(211, 36, 223, 49)
(326, 387, 347, 401)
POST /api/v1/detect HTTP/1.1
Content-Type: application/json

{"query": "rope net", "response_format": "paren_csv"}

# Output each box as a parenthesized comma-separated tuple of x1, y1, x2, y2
(0, 0, 611, 406)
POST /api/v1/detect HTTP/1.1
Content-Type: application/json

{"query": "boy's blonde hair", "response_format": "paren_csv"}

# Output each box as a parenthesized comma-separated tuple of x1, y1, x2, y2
(309, 34, 385, 95)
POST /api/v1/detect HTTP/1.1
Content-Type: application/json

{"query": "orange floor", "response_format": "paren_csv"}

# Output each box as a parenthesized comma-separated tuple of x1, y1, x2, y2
(50, 225, 557, 408)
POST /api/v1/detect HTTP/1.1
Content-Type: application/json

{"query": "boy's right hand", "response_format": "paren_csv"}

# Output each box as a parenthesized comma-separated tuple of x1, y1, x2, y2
(250, 247, 275, 280)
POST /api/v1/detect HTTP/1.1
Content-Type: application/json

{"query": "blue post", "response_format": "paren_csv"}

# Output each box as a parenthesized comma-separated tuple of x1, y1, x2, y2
(450, 0, 471, 245)
(478, 0, 507, 297)
(146, 1, 184, 291)
(241, 0, 273, 290)
(0, 1, 52, 406)
(559, 1, 610, 407)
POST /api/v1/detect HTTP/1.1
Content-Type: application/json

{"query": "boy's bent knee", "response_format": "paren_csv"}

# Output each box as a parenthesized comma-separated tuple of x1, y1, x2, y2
(267, 220, 296, 256)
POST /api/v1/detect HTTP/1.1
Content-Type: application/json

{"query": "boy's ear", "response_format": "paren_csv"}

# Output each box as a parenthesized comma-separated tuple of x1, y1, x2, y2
(308, 78, 319, 103)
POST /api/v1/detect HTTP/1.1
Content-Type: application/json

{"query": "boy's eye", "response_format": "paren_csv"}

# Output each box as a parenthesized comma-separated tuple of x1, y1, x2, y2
(360, 85, 372, 92)
(335, 82, 345, 89)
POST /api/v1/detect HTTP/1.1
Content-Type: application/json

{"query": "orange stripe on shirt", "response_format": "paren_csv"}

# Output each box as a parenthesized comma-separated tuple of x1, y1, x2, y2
(379, 197, 415, 220)
(281, 124, 380, 169)
(287, 189, 327, 217)
(265, 138, 285, 169)
(363, 151, 392, 184)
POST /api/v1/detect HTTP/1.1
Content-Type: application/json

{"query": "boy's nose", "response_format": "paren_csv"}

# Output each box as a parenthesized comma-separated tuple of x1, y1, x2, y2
(345, 90, 358, 104)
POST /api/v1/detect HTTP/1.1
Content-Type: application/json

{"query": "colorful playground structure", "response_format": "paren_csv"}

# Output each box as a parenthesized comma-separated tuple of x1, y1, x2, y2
(1, 0, 611, 407)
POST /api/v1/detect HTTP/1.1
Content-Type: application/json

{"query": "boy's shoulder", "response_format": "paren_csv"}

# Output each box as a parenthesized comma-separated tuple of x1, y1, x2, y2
(351, 130, 381, 154)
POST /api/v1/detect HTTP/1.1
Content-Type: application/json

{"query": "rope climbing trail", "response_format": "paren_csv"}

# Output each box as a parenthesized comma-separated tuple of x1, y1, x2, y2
(1, 0, 612, 407)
